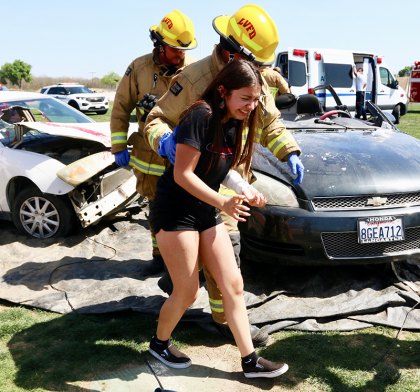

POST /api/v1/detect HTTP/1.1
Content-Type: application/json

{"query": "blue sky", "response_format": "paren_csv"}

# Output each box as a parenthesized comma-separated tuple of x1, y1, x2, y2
(2, 1, 416, 79)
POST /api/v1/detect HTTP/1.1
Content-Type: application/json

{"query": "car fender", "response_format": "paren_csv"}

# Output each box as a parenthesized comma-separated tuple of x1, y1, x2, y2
(1, 148, 74, 195)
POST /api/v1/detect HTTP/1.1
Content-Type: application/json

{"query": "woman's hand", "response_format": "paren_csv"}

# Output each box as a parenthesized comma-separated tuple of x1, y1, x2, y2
(243, 186, 267, 208)
(221, 195, 250, 222)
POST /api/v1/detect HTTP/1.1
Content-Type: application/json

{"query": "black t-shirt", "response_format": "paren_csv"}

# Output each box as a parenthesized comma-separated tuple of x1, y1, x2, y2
(155, 105, 237, 207)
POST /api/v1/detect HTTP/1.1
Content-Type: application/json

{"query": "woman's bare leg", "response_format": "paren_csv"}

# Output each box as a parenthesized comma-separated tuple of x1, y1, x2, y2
(155, 230, 200, 340)
(199, 223, 254, 357)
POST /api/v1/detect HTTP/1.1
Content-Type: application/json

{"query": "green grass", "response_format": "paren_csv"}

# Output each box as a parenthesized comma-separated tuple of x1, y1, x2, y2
(398, 104, 420, 139)
(0, 301, 419, 392)
(0, 303, 155, 392)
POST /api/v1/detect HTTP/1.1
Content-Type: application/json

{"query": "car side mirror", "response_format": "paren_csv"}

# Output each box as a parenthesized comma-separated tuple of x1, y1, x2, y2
(390, 80, 399, 89)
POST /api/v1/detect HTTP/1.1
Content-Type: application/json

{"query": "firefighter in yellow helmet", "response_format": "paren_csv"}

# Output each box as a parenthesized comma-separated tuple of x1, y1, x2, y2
(144, 4, 304, 349)
(110, 10, 196, 274)
(213, 4, 290, 99)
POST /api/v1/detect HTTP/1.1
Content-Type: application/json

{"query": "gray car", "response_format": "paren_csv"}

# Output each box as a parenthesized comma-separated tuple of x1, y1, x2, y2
(239, 90, 420, 265)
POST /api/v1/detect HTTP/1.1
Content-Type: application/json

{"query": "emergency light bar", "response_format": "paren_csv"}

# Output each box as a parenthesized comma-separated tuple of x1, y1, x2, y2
(293, 49, 306, 57)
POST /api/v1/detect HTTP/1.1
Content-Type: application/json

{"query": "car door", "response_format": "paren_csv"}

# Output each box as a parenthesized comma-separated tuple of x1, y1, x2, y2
(376, 66, 400, 111)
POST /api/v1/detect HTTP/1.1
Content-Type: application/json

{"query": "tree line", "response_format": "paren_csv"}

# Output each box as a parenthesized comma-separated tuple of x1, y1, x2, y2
(0, 58, 414, 91)
(0, 59, 121, 91)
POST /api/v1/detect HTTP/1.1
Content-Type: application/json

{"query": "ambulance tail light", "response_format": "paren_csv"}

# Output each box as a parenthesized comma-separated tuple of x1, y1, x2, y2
(314, 52, 322, 61)
(293, 49, 306, 57)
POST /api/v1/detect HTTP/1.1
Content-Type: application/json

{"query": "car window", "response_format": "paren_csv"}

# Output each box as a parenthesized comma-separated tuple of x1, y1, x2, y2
(0, 98, 94, 123)
(66, 86, 93, 94)
(48, 87, 67, 95)
(379, 67, 396, 88)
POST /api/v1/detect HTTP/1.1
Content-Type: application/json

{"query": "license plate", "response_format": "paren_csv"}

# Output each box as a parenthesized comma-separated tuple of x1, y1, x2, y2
(358, 216, 404, 244)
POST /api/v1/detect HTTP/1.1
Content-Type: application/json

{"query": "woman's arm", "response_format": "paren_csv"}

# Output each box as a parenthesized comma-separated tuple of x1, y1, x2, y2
(174, 143, 250, 220)
(222, 170, 266, 208)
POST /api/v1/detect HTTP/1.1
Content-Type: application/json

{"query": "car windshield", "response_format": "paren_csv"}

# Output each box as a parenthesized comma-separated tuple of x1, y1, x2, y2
(65, 86, 93, 94)
(0, 97, 94, 123)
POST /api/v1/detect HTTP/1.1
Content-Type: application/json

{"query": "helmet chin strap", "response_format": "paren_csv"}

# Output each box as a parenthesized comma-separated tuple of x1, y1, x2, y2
(237, 45, 255, 62)
(220, 36, 256, 63)
(159, 46, 170, 64)
(156, 47, 178, 75)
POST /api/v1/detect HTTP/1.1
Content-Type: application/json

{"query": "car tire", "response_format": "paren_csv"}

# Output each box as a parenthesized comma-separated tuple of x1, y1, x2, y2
(392, 105, 401, 124)
(96, 109, 108, 115)
(68, 100, 80, 111)
(12, 187, 76, 239)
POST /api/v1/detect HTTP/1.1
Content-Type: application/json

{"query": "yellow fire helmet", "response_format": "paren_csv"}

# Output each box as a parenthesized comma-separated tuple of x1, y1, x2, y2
(150, 10, 197, 50)
(213, 4, 279, 65)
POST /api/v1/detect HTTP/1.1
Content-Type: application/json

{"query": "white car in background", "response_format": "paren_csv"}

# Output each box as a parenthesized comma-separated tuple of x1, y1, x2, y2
(40, 83, 109, 115)
(0, 91, 137, 238)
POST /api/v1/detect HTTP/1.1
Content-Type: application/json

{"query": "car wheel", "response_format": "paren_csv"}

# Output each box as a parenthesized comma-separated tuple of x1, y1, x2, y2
(392, 105, 401, 124)
(96, 109, 108, 115)
(12, 187, 76, 239)
(68, 100, 80, 111)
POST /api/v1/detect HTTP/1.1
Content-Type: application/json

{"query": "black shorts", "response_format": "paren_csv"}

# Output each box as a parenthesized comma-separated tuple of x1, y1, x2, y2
(149, 199, 223, 234)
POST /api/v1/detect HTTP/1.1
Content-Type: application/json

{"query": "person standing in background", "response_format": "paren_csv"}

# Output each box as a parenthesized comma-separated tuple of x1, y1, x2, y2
(354, 66, 367, 120)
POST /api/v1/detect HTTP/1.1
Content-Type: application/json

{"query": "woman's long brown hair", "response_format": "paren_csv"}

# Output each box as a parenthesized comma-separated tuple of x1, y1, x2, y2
(179, 59, 263, 177)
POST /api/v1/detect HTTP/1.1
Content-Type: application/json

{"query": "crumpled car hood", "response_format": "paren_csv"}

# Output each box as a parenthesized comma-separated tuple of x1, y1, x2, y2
(18, 122, 113, 147)
(253, 128, 420, 199)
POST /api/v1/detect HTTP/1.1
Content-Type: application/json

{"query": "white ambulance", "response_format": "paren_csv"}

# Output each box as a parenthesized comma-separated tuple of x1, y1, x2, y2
(275, 48, 408, 123)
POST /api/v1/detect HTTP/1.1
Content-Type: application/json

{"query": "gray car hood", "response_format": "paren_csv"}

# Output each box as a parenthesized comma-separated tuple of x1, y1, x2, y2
(253, 126, 420, 199)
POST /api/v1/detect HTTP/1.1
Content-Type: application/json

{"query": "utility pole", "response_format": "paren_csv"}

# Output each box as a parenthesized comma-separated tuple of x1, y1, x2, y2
(88, 72, 96, 88)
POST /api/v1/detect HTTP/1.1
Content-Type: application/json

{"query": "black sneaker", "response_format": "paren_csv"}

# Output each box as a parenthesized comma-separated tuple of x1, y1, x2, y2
(143, 255, 165, 276)
(243, 357, 288, 379)
(214, 322, 269, 347)
(158, 270, 205, 296)
(157, 272, 173, 295)
(149, 337, 192, 369)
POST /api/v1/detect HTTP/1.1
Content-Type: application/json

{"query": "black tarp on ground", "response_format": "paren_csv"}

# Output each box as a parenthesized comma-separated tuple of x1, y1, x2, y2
(1, 205, 419, 332)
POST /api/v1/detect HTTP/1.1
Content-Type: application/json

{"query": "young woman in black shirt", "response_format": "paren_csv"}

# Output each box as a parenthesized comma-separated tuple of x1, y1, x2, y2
(149, 59, 288, 379)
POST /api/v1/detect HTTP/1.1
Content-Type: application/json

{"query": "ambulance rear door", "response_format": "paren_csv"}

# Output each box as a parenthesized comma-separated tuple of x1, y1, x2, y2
(321, 50, 355, 111)
(284, 48, 308, 97)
